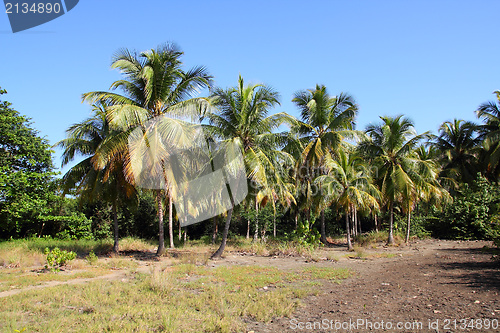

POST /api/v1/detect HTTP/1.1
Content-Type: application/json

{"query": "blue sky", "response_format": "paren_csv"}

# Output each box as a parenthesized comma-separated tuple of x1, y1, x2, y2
(1, 0, 499, 174)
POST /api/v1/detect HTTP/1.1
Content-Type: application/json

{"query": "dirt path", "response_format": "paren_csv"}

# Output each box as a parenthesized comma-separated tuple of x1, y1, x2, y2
(248, 240, 500, 332)
(0, 265, 153, 299)
(0, 270, 128, 298)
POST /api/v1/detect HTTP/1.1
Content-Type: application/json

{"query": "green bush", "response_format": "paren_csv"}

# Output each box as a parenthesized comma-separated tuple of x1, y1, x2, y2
(426, 175, 500, 240)
(286, 219, 321, 247)
(44, 247, 77, 271)
(85, 250, 98, 265)
(55, 212, 93, 240)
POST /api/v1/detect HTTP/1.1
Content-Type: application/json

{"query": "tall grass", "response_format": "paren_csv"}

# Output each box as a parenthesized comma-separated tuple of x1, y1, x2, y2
(353, 230, 404, 247)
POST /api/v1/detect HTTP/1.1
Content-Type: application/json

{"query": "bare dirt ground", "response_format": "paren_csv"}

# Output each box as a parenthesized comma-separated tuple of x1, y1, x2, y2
(241, 239, 500, 332)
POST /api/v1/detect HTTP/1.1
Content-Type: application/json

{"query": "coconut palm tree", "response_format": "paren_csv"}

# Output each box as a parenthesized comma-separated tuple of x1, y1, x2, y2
(433, 119, 481, 185)
(205, 75, 296, 258)
(316, 150, 379, 250)
(476, 91, 500, 181)
(291, 85, 360, 243)
(402, 145, 450, 243)
(359, 115, 429, 245)
(82, 43, 212, 255)
(55, 102, 136, 253)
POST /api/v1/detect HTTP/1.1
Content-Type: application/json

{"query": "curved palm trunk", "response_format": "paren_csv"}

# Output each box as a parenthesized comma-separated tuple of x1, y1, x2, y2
(169, 195, 174, 249)
(387, 201, 395, 245)
(212, 216, 218, 244)
(211, 166, 240, 258)
(211, 208, 233, 259)
(346, 209, 353, 251)
(156, 189, 166, 256)
(112, 202, 119, 253)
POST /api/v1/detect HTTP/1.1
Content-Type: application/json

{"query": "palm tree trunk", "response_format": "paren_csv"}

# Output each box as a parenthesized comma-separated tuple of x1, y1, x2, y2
(253, 200, 259, 242)
(156, 189, 166, 256)
(112, 202, 119, 253)
(295, 210, 298, 229)
(212, 216, 218, 244)
(405, 207, 411, 243)
(169, 195, 174, 249)
(357, 208, 362, 235)
(210, 169, 238, 258)
(388, 201, 395, 245)
(178, 219, 181, 241)
(320, 210, 328, 244)
(246, 218, 250, 239)
(211, 208, 233, 259)
(273, 214, 276, 238)
(346, 209, 353, 251)
(261, 222, 266, 242)
(374, 214, 378, 232)
(352, 208, 356, 237)
(351, 207, 356, 237)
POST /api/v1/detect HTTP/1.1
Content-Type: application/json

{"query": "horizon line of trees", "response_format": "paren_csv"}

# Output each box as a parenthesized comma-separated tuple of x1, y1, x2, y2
(1, 43, 500, 256)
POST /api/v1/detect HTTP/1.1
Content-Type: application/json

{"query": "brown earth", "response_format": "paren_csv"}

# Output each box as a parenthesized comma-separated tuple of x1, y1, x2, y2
(240, 239, 500, 333)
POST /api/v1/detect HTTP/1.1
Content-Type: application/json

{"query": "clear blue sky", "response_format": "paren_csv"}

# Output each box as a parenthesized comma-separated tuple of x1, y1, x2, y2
(1, 0, 499, 174)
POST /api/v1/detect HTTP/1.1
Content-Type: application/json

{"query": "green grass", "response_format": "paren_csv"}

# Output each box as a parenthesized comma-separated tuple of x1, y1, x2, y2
(301, 266, 352, 281)
(1, 263, 352, 332)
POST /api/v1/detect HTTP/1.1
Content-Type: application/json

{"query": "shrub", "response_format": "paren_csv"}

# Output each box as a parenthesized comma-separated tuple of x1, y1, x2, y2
(426, 175, 500, 240)
(44, 247, 76, 271)
(54, 212, 93, 240)
(85, 250, 98, 265)
(285, 219, 321, 247)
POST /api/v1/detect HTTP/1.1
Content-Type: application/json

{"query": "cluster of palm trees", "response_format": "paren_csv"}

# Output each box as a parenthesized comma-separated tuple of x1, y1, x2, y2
(57, 44, 500, 257)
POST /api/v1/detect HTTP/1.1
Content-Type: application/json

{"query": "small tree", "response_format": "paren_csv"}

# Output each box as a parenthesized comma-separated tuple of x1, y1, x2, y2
(0, 87, 58, 238)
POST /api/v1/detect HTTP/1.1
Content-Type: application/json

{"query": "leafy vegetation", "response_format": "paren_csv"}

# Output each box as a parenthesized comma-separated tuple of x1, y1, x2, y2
(44, 247, 77, 271)
(2, 44, 500, 258)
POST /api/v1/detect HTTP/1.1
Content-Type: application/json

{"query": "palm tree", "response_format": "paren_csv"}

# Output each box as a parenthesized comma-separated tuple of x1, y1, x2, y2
(433, 119, 481, 185)
(317, 150, 379, 250)
(477, 91, 500, 181)
(292, 85, 360, 244)
(402, 145, 450, 243)
(205, 75, 295, 258)
(359, 115, 429, 245)
(82, 43, 212, 255)
(55, 102, 136, 253)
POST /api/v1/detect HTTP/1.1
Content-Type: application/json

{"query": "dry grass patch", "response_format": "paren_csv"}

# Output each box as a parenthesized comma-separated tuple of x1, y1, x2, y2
(1, 263, 352, 332)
